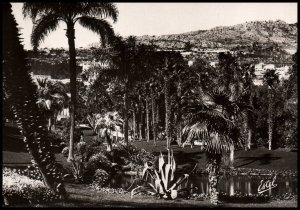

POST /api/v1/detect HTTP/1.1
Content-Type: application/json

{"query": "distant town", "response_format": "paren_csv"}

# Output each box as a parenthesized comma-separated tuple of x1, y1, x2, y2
(29, 43, 293, 88)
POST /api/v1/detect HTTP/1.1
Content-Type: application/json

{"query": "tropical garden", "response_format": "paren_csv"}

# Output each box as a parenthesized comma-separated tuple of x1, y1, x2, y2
(2, 2, 297, 207)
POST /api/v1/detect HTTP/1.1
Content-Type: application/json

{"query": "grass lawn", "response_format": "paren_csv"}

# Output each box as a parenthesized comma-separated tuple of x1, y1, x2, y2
(133, 140, 298, 171)
(3, 127, 297, 172)
(2, 125, 298, 208)
(37, 183, 297, 208)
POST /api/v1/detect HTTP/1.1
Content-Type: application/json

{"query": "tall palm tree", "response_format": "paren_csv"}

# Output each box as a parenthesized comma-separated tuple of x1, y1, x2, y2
(263, 69, 279, 150)
(216, 52, 244, 167)
(241, 63, 256, 150)
(159, 51, 185, 149)
(3, 2, 66, 197)
(182, 87, 240, 205)
(23, 2, 118, 162)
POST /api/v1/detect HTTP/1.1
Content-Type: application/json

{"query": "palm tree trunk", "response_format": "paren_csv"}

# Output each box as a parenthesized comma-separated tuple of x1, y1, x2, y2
(177, 123, 182, 146)
(206, 153, 221, 205)
(164, 76, 171, 149)
(247, 128, 252, 150)
(229, 144, 234, 168)
(105, 129, 112, 152)
(177, 83, 182, 145)
(156, 103, 159, 129)
(151, 89, 157, 146)
(132, 109, 136, 141)
(48, 117, 52, 131)
(146, 98, 150, 142)
(229, 177, 235, 196)
(124, 90, 129, 146)
(139, 110, 143, 141)
(3, 3, 67, 197)
(66, 23, 77, 163)
(197, 74, 204, 104)
(53, 110, 58, 131)
(268, 90, 274, 150)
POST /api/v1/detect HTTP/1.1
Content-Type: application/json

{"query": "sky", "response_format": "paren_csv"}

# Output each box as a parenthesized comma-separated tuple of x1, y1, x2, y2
(11, 3, 297, 50)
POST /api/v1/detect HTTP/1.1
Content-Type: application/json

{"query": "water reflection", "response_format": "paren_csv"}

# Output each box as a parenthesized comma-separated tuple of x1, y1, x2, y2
(107, 174, 297, 196)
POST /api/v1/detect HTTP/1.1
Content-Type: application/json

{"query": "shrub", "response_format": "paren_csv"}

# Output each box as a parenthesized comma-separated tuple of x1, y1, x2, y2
(77, 141, 87, 156)
(84, 153, 113, 182)
(15, 165, 44, 181)
(2, 168, 60, 206)
(47, 131, 63, 147)
(86, 153, 112, 172)
(58, 120, 81, 145)
(107, 144, 155, 171)
(92, 169, 109, 187)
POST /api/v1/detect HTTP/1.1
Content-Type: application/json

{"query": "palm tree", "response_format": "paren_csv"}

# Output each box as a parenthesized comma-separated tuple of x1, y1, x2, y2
(23, 2, 118, 162)
(160, 51, 185, 149)
(216, 53, 244, 167)
(94, 112, 123, 151)
(241, 63, 256, 150)
(93, 36, 154, 146)
(3, 2, 66, 197)
(182, 88, 240, 205)
(263, 69, 279, 150)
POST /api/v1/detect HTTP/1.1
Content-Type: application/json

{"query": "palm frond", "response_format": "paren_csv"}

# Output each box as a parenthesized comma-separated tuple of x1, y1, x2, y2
(205, 133, 232, 154)
(92, 47, 117, 65)
(182, 122, 232, 154)
(182, 122, 210, 143)
(77, 2, 118, 22)
(31, 13, 60, 49)
(184, 109, 234, 135)
(23, 3, 57, 20)
(263, 69, 280, 88)
(78, 16, 115, 47)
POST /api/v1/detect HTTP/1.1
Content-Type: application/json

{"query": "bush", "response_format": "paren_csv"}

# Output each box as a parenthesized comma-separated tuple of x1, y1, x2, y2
(58, 120, 82, 145)
(92, 169, 109, 187)
(84, 153, 113, 182)
(2, 168, 60, 206)
(109, 144, 155, 168)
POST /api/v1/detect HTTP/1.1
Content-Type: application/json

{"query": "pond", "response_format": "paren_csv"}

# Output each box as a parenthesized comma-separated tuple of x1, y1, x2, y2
(107, 174, 298, 196)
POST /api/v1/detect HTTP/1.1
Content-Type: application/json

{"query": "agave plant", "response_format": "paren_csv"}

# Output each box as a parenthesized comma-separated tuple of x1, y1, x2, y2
(131, 149, 189, 199)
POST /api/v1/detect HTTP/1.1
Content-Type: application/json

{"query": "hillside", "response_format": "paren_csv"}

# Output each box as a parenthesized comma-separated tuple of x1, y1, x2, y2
(135, 20, 297, 53)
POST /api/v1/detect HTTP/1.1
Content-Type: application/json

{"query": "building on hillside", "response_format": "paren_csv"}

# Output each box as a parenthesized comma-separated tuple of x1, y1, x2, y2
(209, 61, 218, 67)
(253, 62, 291, 86)
(276, 66, 290, 80)
(263, 64, 275, 70)
(187, 60, 193, 67)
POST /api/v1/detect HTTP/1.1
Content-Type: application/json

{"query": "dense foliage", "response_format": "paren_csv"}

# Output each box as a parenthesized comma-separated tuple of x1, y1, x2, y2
(3, 168, 61, 206)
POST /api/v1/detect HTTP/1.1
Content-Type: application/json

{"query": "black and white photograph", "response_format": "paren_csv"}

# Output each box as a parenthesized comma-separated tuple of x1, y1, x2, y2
(2, 2, 298, 207)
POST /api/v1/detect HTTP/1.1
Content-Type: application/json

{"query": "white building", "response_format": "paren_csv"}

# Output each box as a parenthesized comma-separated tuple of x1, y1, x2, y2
(254, 63, 291, 86)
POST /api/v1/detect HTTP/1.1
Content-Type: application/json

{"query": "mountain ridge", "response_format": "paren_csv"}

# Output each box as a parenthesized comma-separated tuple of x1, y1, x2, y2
(87, 20, 297, 53)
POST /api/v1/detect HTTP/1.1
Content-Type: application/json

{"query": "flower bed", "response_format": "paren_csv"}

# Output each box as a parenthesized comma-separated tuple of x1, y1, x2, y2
(2, 168, 61, 206)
